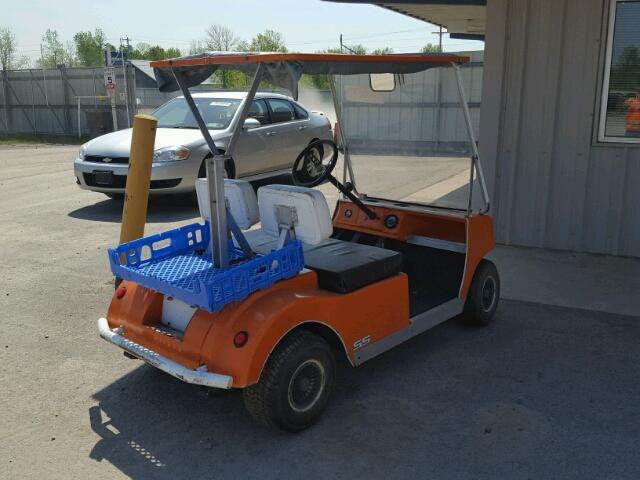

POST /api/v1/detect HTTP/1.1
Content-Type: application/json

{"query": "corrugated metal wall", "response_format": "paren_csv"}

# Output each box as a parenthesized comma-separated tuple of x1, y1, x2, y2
(480, 0, 640, 257)
(0, 66, 134, 136)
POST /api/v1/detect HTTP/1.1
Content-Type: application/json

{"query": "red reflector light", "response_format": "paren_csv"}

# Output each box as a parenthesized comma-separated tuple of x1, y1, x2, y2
(115, 286, 127, 299)
(233, 331, 248, 348)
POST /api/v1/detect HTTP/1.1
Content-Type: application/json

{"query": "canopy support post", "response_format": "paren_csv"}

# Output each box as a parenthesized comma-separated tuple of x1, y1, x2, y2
(172, 68, 228, 268)
(225, 64, 265, 157)
(329, 75, 357, 191)
(452, 62, 490, 213)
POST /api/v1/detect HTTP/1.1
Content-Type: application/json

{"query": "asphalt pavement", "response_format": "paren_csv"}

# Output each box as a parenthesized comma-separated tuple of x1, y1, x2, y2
(1, 145, 639, 479)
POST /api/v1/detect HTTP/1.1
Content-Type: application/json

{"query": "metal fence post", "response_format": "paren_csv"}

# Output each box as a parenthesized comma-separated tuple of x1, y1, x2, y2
(30, 72, 37, 134)
(2, 69, 12, 133)
(59, 65, 73, 134)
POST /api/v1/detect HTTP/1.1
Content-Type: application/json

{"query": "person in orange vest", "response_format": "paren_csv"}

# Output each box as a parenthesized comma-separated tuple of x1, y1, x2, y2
(625, 93, 640, 137)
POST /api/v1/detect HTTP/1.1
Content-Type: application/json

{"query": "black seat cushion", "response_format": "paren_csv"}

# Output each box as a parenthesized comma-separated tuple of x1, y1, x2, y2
(304, 239, 403, 293)
(243, 230, 403, 293)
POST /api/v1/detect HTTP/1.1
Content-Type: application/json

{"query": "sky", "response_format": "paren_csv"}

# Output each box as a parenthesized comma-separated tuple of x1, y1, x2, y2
(3, 0, 484, 64)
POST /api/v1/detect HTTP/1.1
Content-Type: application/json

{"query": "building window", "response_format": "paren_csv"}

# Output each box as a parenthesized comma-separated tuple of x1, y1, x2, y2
(599, 0, 640, 143)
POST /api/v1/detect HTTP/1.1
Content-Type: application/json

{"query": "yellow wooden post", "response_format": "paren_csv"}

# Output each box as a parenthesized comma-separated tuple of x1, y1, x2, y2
(119, 114, 157, 244)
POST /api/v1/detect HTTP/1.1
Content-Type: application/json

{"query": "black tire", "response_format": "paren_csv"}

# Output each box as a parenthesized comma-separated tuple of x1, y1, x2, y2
(243, 330, 336, 432)
(198, 154, 235, 179)
(462, 259, 500, 326)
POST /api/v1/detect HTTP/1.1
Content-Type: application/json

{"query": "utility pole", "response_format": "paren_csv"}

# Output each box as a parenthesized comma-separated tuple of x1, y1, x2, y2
(432, 26, 445, 52)
(120, 36, 131, 53)
(339, 34, 357, 54)
(119, 36, 132, 127)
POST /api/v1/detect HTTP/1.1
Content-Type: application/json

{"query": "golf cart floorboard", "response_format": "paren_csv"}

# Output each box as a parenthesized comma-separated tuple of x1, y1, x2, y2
(334, 229, 465, 316)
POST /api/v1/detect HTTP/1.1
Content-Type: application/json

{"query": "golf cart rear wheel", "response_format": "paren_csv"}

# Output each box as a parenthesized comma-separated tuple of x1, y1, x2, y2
(243, 330, 335, 432)
(462, 259, 500, 326)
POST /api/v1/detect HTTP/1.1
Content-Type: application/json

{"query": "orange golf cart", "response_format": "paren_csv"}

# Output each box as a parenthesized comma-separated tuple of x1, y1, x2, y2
(98, 52, 499, 431)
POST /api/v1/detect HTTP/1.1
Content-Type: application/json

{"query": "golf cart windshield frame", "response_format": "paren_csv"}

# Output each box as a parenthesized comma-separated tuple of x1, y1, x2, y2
(150, 52, 490, 268)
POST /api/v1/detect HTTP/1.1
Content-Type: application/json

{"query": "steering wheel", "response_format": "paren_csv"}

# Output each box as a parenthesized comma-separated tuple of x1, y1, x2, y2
(291, 139, 377, 220)
(292, 139, 339, 188)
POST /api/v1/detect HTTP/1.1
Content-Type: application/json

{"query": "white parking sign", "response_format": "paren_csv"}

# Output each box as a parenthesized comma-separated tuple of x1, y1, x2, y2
(104, 67, 116, 90)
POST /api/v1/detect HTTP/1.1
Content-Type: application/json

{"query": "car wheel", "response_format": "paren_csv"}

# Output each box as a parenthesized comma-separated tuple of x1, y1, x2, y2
(462, 259, 500, 326)
(198, 153, 235, 180)
(243, 330, 336, 432)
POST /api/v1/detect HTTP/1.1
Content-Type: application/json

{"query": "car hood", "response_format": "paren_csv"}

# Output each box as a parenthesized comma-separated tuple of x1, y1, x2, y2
(84, 128, 227, 157)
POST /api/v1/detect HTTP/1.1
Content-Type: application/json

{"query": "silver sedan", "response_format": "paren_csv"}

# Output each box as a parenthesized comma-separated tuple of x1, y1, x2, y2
(73, 91, 332, 196)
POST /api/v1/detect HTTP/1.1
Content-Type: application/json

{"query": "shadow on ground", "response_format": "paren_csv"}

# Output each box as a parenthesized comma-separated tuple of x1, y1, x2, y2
(88, 300, 640, 480)
(68, 195, 199, 224)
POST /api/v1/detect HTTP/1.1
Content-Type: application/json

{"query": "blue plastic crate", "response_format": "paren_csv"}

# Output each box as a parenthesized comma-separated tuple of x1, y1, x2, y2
(108, 222, 304, 313)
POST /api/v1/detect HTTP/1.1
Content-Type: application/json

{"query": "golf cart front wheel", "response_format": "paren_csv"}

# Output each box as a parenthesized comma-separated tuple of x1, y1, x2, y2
(243, 330, 335, 432)
(462, 259, 500, 326)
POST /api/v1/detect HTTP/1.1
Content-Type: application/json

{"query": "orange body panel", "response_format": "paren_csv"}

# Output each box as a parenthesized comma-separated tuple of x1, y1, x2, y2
(461, 214, 495, 298)
(106, 201, 494, 389)
(106, 270, 409, 388)
(333, 200, 467, 243)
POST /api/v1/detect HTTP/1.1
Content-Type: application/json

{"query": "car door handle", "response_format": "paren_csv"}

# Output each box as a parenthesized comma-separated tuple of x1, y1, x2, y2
(266, 131, 277, 136)
(298, 126, 308, 131)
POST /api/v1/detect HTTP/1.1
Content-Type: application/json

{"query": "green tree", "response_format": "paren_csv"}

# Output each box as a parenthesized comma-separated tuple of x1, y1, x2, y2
(0, 27, 17, 70)
(0, 27, 31, 69)
(64, 41, 77, 66)
(128, 43, 181, 61)
(144, 45, 167, 60)
(421, 43, 442, 53)
(73, 29, 105, 66)
(165, 47, 181, 59)
(40, 29, 67, 67)
(610, 46, 640, 92)
(247, 29, 288, 52)
(203, 24, 243, 88)
(342, 43, 367, 54)
(372, 47, 393, 55)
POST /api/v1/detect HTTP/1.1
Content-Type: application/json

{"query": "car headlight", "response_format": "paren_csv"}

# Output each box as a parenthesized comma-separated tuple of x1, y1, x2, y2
(153, 146, 190, 163)
(78, 144, 87, 160)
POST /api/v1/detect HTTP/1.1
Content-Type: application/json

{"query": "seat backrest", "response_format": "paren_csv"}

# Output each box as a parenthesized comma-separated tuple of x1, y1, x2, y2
(257, 184, 333, 245)
(195, 178, 259, 230)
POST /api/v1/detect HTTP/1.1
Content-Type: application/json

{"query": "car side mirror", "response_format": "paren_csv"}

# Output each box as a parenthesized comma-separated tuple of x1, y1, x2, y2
(243, 117, 261, 130)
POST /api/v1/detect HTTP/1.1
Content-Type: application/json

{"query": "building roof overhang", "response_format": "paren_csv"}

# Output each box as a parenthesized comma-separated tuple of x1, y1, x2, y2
(324, 0, 486, 38)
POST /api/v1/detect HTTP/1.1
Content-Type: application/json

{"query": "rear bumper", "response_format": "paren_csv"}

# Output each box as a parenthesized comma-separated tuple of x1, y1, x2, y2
(97, 317, 233, 389)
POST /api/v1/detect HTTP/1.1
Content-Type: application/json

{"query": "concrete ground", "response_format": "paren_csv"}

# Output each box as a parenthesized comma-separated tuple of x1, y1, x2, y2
(1, 145, 639, 479)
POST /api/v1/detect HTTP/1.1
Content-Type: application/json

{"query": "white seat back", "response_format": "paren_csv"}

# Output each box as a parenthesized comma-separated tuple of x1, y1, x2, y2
(196, 178, 259, 230)
(257, 184, 333, 245)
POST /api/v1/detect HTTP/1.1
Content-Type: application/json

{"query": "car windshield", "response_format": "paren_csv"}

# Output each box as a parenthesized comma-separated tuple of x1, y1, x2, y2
(153, 97, 242, 130)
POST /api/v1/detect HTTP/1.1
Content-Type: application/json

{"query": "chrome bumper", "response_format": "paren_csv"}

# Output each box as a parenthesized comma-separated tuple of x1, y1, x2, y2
(74, 159, 197, 194)
(97, 318, 233, 389)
